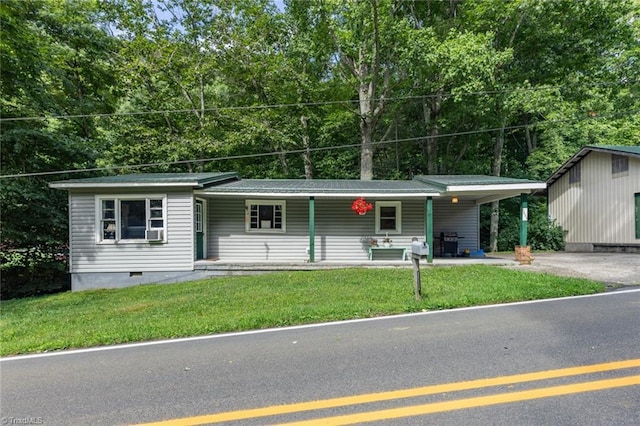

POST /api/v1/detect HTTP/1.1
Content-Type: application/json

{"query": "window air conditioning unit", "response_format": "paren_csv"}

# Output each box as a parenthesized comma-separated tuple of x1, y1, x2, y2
(145, 229, 163, 241)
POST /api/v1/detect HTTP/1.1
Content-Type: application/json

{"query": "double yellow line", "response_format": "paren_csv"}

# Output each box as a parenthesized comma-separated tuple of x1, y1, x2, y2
(139, 358, 640, 425)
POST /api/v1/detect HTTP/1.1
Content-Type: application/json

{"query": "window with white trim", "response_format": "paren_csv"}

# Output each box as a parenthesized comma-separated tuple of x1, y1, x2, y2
(375, 201, 401, 234)
(97, 196, 166, 243)
(245, 200, 286, 232)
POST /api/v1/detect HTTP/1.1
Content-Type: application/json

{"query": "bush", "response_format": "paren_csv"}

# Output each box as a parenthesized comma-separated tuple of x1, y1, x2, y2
(481, 196, 565, 252)
(0, 243, 70, 300)
(528, 216, 565, 251)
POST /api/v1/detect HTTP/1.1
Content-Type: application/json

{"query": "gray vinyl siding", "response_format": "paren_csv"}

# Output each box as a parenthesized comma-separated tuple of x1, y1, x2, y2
(207, 198, 310, 261)
(549, 152, 640, 245)
(69, 190, 194, 273)
(207, 197, 479, 261)
(432, 199, 479, 254)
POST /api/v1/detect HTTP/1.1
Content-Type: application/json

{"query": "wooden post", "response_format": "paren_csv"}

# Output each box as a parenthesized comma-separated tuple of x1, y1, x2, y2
(411, 253, 422, 301)
(426, 197, 433, 264)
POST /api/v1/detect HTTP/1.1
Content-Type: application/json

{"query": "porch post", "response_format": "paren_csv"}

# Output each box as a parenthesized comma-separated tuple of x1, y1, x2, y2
(519, 193, 528, 246)
(426, 196, 433, 263)
(309, 196, 315, 262)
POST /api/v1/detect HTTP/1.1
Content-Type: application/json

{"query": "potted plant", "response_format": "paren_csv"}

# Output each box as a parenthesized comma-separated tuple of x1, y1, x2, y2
(382, 234, 392, 247)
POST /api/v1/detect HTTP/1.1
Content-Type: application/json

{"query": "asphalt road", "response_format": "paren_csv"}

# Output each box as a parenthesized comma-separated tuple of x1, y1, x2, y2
(1, 290, 639, 425)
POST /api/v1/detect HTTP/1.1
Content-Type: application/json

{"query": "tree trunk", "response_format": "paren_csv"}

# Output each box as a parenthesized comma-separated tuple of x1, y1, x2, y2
(524, 118, 537, 154)
(423, 88, 443, 174)
(489, 119, 505, 252)
(300, 115, 313, 179)
(359, 113, 375, 180)
(357, 50, 378, 180)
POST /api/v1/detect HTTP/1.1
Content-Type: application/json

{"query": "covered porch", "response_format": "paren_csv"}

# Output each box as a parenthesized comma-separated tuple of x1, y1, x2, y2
(195, 175, 545, 265)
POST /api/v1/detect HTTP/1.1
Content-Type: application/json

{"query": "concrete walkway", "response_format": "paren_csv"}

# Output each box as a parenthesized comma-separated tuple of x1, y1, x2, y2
(196, 252, 639, 288)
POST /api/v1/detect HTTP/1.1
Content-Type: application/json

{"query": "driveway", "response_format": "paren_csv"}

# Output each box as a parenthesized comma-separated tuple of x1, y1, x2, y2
(494, 252, 640, 288)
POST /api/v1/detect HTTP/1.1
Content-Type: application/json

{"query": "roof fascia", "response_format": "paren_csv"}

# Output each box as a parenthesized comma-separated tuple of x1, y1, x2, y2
(49, 182, 200, 189)
(585, 145, 640, 159)
(546, 147, 592, 185)
(194, 191, 441, 198)
(445, 182, 546, 192)
(474, 190, 534, 205)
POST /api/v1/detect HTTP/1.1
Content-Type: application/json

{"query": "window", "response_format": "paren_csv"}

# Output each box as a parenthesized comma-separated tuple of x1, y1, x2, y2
(375, 201, 401, 234)
(612, 154, 629, 175)
(569, 163, 581, 184)
(97, 196, 166, 243)
(195, 201, 203, 233)
(246, 200, 286, 232)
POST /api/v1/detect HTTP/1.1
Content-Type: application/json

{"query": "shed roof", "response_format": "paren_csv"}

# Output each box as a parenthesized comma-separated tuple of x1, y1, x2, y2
(49, 172, 239, 189)
(546, 145, 640, 186)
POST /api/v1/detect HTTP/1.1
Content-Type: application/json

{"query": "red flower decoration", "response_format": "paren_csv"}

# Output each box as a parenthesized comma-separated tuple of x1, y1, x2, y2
(351, 197, 373, 215)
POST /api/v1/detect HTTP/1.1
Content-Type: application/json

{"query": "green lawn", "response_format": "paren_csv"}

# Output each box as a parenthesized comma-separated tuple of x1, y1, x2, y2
(0, 266, 604, 356)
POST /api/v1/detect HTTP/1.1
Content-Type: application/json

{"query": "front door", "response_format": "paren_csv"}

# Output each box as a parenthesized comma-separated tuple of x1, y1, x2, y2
(195, 199, 205, 260)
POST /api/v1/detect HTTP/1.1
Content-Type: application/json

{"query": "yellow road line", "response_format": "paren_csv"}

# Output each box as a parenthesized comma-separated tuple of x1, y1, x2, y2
(281, 375, 640, 425)
(136, 358, 640, 425)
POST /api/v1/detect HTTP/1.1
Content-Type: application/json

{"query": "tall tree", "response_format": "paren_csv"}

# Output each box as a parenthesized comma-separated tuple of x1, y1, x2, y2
(1, 0, 117, 245)
(291, 0, 408, 180)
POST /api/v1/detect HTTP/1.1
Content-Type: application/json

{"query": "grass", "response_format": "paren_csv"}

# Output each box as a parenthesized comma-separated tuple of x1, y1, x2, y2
(0, 266, 605, 356)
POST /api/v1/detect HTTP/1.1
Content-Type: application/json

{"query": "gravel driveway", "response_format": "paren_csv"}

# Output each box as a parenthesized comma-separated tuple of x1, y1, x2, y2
(494, 252, 640, 289)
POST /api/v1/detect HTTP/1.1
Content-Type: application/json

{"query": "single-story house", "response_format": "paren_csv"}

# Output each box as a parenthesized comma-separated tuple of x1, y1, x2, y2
(50, 173, 545, 290)
(547, 145, 640, 253)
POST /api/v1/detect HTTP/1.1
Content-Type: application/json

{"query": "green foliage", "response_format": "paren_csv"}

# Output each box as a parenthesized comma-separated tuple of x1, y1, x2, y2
(481, 197, 565, 252)
(2, 0, 639, 253)
(528, 215, 565, 252)
(0, 266, 603, 355)
(0, 243, 70, 300)
(1, 0, 116, 246)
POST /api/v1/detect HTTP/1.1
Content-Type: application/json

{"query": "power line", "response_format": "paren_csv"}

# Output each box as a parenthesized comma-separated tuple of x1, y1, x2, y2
(0, 80, 635, 123)
(3, 109, 635, 179)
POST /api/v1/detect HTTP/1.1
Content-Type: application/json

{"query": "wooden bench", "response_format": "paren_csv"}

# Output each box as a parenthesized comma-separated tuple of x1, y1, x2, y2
(369, 246, 407, 261)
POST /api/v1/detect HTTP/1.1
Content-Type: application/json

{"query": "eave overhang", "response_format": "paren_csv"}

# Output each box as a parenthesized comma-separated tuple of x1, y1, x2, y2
(546, 145, 640, 186)
(49, 172, 239, 190)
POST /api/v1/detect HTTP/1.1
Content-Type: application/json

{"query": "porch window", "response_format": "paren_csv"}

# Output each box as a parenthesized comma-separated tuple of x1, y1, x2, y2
(97, 196, 166, 243)
(375, 201, 402, 234)
(246, 200, 286, 232)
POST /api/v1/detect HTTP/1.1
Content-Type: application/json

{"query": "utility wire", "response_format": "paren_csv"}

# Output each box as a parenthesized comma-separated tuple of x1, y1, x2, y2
(3, 109, 636, 179)
(0, 79, 636, 123)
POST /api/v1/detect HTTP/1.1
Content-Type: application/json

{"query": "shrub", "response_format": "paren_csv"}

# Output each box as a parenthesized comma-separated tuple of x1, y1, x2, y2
(481, 196, 565, 252)
(0, 243, 70, 300)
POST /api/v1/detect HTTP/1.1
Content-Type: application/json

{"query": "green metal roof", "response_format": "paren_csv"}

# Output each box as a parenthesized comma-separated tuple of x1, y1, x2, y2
(591, 145, 640, 156)
(547, 145, 640, 185)
(49, 172, 545, 201)
(200, 179, 441, 196)
(50, 172, 239, 189)
(414, 175, 542, 190)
